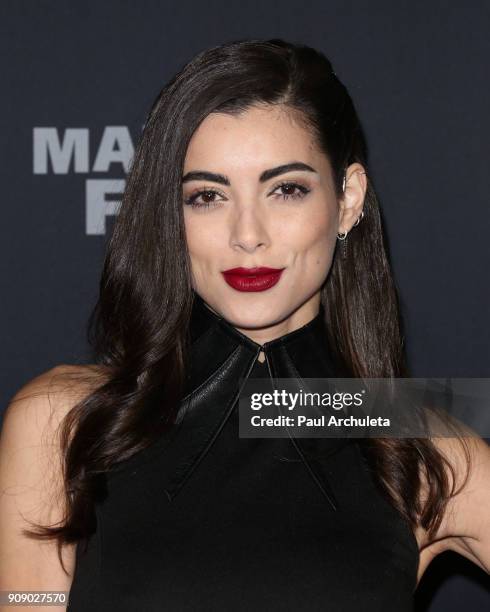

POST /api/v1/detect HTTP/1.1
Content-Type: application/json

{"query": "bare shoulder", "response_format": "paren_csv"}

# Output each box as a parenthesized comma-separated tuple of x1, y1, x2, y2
(0, 363, 110, 599)
(1, 362, 110, 459)
(416, 435, 490, 580)
(5, 363, 110, 416)
(1, 363, 110, 460)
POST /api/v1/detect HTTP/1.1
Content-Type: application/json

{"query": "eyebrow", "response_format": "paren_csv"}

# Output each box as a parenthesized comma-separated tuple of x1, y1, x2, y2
(181, 162, 317, 186)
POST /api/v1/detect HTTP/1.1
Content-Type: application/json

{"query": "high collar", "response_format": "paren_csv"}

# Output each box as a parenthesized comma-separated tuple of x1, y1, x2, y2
(187, 290, 345, 383)
(160, 291, 353, 510)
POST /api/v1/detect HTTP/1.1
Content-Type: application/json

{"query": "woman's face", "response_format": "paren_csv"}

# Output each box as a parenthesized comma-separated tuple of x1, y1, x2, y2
(182, 103, 364, 345)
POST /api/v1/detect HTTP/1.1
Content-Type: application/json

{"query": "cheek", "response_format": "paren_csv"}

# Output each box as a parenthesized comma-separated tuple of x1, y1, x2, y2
(283, 204, 337, 262)
(184, 216, 221, 264)
(184, 219, 216, 287)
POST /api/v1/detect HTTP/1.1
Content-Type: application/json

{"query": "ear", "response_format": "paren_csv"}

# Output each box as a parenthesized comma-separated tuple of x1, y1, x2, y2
(338, 163, 367, 234)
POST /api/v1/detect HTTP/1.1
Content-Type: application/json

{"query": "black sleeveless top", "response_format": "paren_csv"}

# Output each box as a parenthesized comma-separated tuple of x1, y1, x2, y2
(67, 292, 419, 611)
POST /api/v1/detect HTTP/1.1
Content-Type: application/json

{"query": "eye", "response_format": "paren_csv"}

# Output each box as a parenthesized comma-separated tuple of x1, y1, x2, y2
(270, 181, 311, 201)
(183, 188, 226, 209)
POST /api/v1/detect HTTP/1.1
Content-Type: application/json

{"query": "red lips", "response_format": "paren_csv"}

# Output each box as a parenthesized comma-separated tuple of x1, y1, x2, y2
(221, 267, 285, 292)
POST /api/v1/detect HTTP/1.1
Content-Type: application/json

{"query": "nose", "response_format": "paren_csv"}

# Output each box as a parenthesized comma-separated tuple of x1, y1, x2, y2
(229, 205, 270, 253)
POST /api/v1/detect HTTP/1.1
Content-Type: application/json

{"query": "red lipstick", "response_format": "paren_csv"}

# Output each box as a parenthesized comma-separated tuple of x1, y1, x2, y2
(221, 267, 285, 292)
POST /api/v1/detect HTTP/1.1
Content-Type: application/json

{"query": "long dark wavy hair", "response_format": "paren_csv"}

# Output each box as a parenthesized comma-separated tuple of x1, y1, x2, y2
(23, 38, 470, 572)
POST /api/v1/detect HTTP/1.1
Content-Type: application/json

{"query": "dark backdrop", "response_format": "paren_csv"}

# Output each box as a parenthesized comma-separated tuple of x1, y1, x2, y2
(1, 1, 489, 610)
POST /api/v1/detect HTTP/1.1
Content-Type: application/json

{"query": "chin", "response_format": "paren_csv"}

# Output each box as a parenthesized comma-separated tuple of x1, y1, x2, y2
(222, 301, 286, 331)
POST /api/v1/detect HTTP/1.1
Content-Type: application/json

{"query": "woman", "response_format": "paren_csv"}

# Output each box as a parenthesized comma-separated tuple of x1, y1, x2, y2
(1, 38, 489, 611)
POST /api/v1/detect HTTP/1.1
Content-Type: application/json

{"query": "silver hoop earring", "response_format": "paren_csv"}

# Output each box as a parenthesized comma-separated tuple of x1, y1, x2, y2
(353, 210, 365, 227)
(342, 174, 346, 192)
(337, 230, 348, 240)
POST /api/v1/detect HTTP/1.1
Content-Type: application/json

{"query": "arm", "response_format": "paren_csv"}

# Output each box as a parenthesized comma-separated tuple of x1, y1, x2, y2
(0, 365, 97, 611)
(418, 434, 490, 580)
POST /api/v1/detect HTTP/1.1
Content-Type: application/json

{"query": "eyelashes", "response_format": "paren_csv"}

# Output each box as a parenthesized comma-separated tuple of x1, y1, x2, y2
(183, 181, 311, 210)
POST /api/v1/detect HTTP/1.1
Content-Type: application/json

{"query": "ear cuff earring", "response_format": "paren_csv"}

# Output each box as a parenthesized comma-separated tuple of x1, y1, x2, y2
(337, 170, 366, 241)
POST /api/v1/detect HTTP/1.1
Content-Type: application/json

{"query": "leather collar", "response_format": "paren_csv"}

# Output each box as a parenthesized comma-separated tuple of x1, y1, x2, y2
(153, 291, 354, 511)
